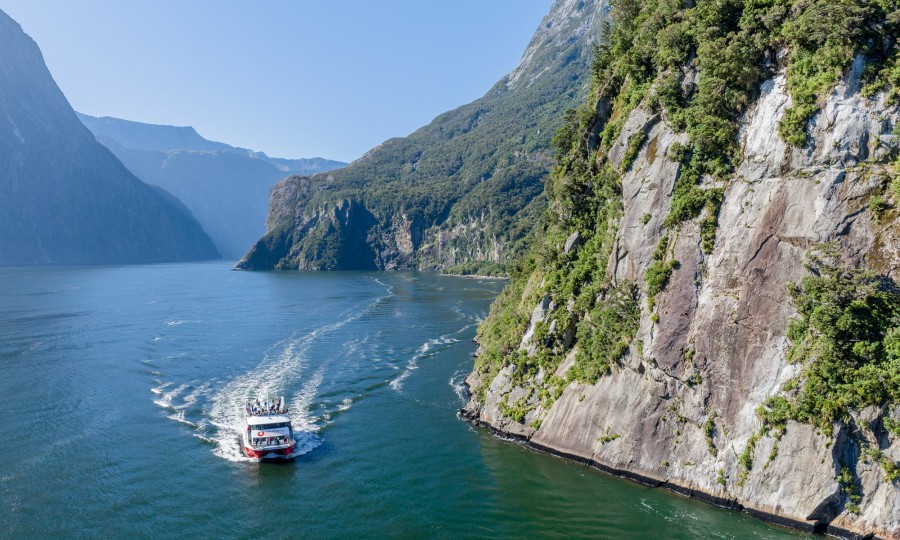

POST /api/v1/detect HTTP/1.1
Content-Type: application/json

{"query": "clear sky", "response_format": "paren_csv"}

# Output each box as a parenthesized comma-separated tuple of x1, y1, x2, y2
(0, 1, 554, 162)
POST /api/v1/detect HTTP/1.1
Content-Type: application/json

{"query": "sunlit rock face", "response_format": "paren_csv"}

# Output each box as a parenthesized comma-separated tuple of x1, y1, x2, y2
(464, 62, 900, 539)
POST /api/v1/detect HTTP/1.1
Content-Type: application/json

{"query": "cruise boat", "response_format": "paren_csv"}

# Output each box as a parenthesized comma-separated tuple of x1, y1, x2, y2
(242, 396, 295, 459)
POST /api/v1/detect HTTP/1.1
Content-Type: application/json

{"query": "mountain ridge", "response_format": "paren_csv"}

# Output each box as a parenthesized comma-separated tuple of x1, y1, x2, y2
(236, 0, 610, 272)
(0, 8, 219, 266)
(78, 112, 345, 174)
(78, 113, 346, 258)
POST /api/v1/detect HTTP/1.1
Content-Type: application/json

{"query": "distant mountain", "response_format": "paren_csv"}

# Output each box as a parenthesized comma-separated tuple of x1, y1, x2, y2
(78, 113, 344, 175)
(0, 9, 219, 266)
(236, 0, 610, 272)
(78, 114, 346, 258)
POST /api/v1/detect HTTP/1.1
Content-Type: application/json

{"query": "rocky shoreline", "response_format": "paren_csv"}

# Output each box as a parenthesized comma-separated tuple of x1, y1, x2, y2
(441, 273, 509, 280)
(459, 392, 880, 540)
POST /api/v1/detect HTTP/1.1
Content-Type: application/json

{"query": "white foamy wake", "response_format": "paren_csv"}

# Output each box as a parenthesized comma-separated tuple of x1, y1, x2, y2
(205, 282, 392, 462)
(389, 341, 430, 392)
(448, 369, 469, 404)
(205, 328, 329, 462)
(150, 278, 393, 463)
(389, 331, 467, 393)
(150, 380, 172, 395)
(152, 383, 187, 408)
(164, 383, 209, 428)
(164, 319, 200, 327)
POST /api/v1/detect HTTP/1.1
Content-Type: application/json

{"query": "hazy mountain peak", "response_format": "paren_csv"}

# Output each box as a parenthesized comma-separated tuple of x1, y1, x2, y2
(0, 8, 219, 265)
(77, 113, 237, 154)
(79, 113, 346, 258)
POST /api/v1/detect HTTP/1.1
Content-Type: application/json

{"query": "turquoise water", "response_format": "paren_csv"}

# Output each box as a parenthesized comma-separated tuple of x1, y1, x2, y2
(0, 262, 805, 538)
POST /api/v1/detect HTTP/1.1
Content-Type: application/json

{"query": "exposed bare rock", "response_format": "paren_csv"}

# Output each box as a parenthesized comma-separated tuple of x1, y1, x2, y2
(564, 231, 581, 255)
(466, 62, 900, 538)
(520, 294, 553, 351)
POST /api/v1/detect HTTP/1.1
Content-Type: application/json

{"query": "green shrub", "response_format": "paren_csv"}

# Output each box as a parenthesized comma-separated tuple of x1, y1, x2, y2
(443, 260, 508, 277)
(740, 432, 760, 472)
(779, 1, 873, 146)
(716, 469, 727, 486)
(645, 259, 680, 299)
(704, 416, 718, 456)
(622, 130, 648, 172)
(870, 195, 891, 218)
(882, 456, 900, 482)
(758, 247, 900, 433)
(572, 283, 641, 382)
(884, 417, 900, 438)
(837, 466, 862, 509)
(599, 426, 622, 444)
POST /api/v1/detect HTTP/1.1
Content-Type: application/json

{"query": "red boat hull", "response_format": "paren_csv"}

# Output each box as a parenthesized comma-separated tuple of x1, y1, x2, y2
(244, 444, 295, 459)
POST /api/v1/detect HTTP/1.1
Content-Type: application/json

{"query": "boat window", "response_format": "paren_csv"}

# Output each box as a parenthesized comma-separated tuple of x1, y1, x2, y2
(251, 422, 289, 430)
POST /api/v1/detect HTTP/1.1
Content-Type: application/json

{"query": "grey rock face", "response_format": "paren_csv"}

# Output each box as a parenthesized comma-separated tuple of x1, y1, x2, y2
(0, 10, 219, 265)
(466, 63, 900, 538)
(505, 0, 610, 91)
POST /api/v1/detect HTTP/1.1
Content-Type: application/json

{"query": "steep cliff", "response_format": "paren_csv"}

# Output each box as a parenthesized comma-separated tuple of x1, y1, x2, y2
(237, 0, 610, 272)
(78, 114, 345, 259)
(465, 1, 900, 537)
(0, 10, 219, 265)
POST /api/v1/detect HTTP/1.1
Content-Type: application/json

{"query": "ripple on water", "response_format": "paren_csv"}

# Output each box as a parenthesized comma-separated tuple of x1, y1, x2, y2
(151, 278, 395, 464)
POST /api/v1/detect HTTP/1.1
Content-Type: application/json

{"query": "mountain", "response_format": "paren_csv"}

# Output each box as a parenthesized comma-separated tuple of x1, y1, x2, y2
(78, 114, 346, 258)
(236, 0, 610, 272)
(465, 1, 900, 538)
(0, 9, 218, 266)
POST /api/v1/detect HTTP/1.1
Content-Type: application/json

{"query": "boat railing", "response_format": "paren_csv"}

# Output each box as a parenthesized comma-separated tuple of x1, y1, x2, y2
(245, 397, 289, 417)
(246, 407, 288, 416)
(250, 437, 293, 450)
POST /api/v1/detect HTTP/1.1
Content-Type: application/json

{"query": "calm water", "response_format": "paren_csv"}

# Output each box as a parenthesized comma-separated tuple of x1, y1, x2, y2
(0, 262, 805, 539)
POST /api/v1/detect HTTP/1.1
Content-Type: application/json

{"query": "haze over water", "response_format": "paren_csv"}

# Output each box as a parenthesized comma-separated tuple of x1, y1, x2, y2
(0, 262, 805, 538)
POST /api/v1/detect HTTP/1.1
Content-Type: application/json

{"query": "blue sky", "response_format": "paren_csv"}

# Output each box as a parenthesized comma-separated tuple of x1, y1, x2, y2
(0, 1, 553, 162)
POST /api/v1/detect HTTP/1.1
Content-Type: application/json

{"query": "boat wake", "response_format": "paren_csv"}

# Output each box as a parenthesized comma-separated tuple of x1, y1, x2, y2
(389, 321, 477, 393)
(150, 277, 394, 463)
(164, 319, 200, 327)
(448, 369, 470, 404)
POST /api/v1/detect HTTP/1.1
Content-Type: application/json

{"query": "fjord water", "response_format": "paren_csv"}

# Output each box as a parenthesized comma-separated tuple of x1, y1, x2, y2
(0, 262, 803, 539)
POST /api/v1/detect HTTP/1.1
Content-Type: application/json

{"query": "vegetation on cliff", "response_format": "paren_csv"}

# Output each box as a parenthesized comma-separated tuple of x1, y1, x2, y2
(473, 0, 900, 429)
(746, 244, 900, 486)
(756, 246, 900, 432)
(240, 2, 607, 271)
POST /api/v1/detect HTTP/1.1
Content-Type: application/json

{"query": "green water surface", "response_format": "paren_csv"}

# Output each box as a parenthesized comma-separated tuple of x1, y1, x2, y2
(0, 262, 806, 539)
